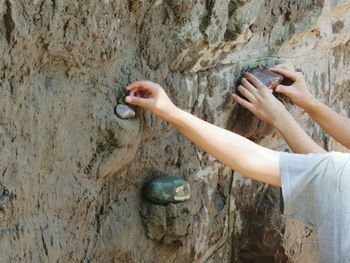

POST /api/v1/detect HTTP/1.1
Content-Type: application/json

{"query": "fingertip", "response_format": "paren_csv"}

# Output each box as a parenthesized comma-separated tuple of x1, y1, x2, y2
(126, 81, 143, 90)
(231, 93, 240, 102)
(275, 84, 284, 93)
(271, 65, 285, 70)
(231, 93, 241, 102)
(241, 78, 248, 84)
(245, 72, 256, 81)
(125, 96, 132, 103)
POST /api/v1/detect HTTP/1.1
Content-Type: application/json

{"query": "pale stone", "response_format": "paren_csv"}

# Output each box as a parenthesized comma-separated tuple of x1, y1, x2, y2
(115, 104, 136, 119)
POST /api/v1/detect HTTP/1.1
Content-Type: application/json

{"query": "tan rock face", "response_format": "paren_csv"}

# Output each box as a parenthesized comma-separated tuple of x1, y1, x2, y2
(0, 0, 349, 262)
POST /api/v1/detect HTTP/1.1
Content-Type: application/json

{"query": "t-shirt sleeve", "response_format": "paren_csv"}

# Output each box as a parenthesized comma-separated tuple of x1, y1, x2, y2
(280, 151, 349, 228)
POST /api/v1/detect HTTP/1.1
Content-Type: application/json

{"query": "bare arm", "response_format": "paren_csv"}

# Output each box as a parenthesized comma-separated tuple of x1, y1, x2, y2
(168, 108, 280, 186)
(304, 99, 350, 149)
(232, 72, 325, 154)
(271, 66, 350, 149)
(125, 81, 281, 186)
(274, 113, 326, 153)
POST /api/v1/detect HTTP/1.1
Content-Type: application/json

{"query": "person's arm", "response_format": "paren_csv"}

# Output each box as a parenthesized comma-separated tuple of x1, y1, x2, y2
(274, 113, 325, 153)
(271, 66, 350, 149)
(125, 81, 281, 186)
(232, 72, 325, 154)
(304, 100, 350, 149)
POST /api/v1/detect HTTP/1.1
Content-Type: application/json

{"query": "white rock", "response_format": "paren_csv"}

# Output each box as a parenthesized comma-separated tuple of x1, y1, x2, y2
(115, 104, 136, 119)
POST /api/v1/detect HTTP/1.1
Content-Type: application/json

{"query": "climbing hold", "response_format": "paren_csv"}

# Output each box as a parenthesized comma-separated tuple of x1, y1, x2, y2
(249, 68, 283, 90)
(143, 176, 191, 205)
(0, 208, 5, 219)
(115, 104, 135, 119)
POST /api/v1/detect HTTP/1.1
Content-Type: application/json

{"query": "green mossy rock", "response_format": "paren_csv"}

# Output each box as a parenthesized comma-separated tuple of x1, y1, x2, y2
(143, 176, 191, 205)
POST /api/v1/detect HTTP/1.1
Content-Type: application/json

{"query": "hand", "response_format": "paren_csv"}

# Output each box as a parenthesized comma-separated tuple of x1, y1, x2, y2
(270, 64, 315, 109)
(125, 81, 178, 120)
(232, 72, 290, 127)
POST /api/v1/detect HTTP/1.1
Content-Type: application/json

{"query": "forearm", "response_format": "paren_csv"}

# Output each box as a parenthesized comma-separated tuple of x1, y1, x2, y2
(165, 108, 281, 186)
(304, 99, 350, 149)
(275, 114, 326, 154)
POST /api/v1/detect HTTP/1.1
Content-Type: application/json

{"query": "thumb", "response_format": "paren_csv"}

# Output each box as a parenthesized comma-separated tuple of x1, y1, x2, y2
(125, 95, 149, 108)
(275, 84, 290, 95)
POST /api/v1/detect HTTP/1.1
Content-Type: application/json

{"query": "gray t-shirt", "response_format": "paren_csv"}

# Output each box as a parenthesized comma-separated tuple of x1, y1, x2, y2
(280, 151, 350, 263)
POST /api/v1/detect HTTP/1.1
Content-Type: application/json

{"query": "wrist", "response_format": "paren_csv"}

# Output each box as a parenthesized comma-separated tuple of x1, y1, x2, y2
(159, 104, 182, 123)
(302, 96, 321, 115)
(297, 94, 317, 111)
(275, 114, 298, 138)
(272, 111, 294, 130)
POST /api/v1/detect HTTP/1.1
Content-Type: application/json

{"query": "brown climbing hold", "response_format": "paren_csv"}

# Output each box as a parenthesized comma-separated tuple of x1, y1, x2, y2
(249, 68, 284, 90)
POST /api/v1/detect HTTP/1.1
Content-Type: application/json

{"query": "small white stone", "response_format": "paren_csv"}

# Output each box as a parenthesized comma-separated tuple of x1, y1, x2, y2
(0, 208, 5, 219)
(115, 104, 135, 119)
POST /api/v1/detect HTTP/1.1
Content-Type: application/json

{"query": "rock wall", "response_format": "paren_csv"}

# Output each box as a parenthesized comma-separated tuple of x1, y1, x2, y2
(0, 0, 349, 262)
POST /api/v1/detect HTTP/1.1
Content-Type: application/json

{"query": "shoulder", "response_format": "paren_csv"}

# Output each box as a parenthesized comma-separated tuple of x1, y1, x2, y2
(280, 151, 349, 227)
(280, 151, 350, 168)
(281, 151, 350, 193)
(280, 151, 350, 189)
(321, 151, 350, 173)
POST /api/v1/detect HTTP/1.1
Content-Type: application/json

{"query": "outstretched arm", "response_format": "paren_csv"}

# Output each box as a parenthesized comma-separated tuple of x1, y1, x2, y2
(125, 81, 281, 186)
(271, 66, 350, 149)
(232, 72, 325, 154)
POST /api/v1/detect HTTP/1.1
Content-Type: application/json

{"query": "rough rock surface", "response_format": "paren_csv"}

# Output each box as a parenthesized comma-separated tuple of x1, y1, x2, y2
(0, 0, 349, 262)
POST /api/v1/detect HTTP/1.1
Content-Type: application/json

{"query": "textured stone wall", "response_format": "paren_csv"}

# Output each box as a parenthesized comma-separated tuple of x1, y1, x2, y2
(0, 0, 349, 262)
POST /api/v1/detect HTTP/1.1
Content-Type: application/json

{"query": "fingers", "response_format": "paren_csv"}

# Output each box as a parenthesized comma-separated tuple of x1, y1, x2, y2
(126, 80, 148, 91)
(243, 72, 266, 90)
(271, 63, 294, 71)
(275, 84, 289, 95)
(126, 81, 159, 102)
(237, 85, 257, 103)
(241, 77, 257, 94)
(125, 95, 150, 108)
(126, 81, 142, 92)
(231, 94, 254, 111)
(269, 67, 300, 81)
(126, 80, 158, 93)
